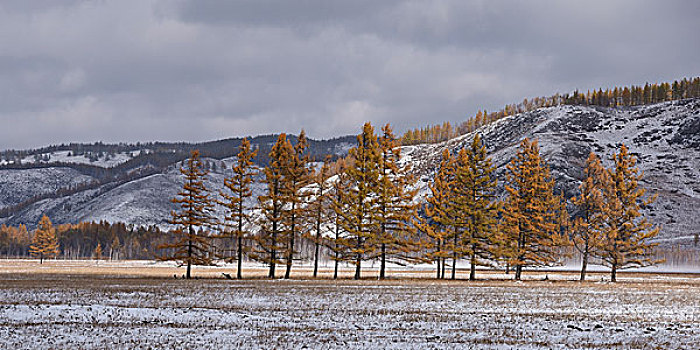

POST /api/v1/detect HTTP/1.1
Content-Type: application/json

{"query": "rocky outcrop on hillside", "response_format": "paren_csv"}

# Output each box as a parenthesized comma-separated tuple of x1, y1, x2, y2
(404, 99, 700, 245)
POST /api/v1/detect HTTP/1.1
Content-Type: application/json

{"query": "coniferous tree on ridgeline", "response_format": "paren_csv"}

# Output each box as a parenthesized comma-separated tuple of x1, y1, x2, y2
(219, 138, 258, 279)
(402, 77, 700, 146)
(157, 150, 215, 279)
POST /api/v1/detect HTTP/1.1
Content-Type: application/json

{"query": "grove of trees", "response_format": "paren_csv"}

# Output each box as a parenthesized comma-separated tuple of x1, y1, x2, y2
(1, 220, 163, 261)
(6, 75, 692, 281)
(150, 121, 662, 281)
(0, 120, 669, 282)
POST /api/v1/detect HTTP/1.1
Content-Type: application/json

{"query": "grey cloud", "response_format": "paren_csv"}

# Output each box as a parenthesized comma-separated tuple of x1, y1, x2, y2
(174, 0, 402, 27)
(0, 0, 698, 149)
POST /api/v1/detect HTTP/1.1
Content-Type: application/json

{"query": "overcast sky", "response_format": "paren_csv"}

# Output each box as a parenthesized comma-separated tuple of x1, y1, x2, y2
(1, 0, 698, 150)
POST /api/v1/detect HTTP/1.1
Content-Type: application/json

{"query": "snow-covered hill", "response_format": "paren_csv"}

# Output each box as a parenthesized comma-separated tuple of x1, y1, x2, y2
(403, 99, 700, 245)
(0, 135, 354, 228)
(1, 99, 698, 246)
(0, 168, 95, 208)
(0, 157, 266, 229)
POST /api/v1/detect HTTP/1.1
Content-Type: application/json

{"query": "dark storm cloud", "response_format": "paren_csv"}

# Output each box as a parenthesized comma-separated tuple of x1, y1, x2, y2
(176, 0, 402, 27)
(0, 0, 698, 149)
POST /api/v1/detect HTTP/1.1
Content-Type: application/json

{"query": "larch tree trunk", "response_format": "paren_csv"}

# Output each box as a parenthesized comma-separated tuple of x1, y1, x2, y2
(237, 235, 243, 279)
(435, 241, 442, 279)
(580, 246, 589, 281)
(379, 243, 386, 280)
(186, 224, 193, 279)
(313, 211, 321, 278)
(469, 245, 477, 281)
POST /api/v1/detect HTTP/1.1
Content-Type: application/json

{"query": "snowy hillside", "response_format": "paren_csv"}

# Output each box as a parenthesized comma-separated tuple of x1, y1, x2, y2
(1, 99, 698, 246)
(0, 168, 95, 208)
(0, 157, 266, 229)
(403, 99, 700, 245)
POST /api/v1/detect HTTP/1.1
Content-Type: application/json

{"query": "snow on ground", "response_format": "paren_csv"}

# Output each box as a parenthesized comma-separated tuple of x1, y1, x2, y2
(1, 261, 699, 349)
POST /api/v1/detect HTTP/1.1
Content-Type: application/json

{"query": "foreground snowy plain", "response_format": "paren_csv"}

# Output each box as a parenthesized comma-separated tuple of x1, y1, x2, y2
(1, 260, 699, 349)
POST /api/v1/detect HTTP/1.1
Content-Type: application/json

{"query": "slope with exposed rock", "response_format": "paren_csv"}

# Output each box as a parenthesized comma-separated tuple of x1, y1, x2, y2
(403, 98, 700, 246)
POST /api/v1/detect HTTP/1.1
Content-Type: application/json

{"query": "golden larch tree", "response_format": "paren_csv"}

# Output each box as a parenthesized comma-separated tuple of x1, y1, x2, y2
(306, 156, 333, 278)
(571, 152, 607, 281)
(375, 124, 420, 279)
(158, 150, 215, 279)
(29, 215, 59, 264)
(110, 235, 121, 260)
(597, 145, 661, 282)
(281, 130, 312, 279)
(220, 137, 258, 279)
(327, 157, 351, 279)
(500, 138, 567, 280)
(94, 243, 102, 265)
(253, 134, 294, 278)
(453, 134, 499, 280)
(333, 122, 381, 280)
(422, 149, 456, 279)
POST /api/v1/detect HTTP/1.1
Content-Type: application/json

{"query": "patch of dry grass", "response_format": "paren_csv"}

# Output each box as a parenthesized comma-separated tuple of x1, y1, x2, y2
(1, 260, 699, 349)
(3, 259, 699, 283)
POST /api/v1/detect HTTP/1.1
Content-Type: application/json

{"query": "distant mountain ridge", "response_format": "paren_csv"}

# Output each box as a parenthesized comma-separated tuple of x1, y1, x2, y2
(0, 134, 356, 225)
(0, 134, 356, 171)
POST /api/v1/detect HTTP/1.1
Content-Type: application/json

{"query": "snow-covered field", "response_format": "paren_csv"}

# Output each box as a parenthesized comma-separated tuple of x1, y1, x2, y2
(1, 261, 699, 349)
